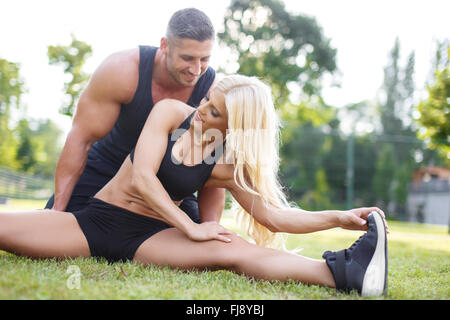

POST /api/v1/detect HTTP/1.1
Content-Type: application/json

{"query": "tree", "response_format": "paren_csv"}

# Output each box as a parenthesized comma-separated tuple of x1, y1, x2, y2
(14, 118, 63, 177)
(299, 168, 332, 211)
(48, 34, 92, 117)
(280, 121, 327, 201)
(32, 119, 63, 177)
(0, 57, 26, 169)
(371, 39, 424, 217)
(379, 37, 416, 137)
(0, 58, 25, 115)
(15, 119, 38, 173)
(219, 0, 340, 210)
(415, 41, 449, 164)
(279, 99, 336, 202)
(218, 0, 337, 106)
(372, 144, 396, 208)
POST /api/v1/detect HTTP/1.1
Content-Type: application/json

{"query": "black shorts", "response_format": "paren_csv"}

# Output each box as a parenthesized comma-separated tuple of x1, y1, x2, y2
(72, 197, 173, 263)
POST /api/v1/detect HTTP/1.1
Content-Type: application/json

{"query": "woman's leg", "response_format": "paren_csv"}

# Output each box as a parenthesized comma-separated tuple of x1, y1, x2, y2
(133, 228, 335, 288)
(0, 210, 90, 259)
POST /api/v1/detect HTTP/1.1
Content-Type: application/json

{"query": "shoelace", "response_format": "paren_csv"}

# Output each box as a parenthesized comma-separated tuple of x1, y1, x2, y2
(348, 233, 365, 251)
(323, 218, 372, 260)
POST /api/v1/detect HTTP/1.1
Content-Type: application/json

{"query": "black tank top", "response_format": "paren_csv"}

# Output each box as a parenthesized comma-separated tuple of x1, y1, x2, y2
(86, 46, 216, 177)
(129, 111, 224, 201)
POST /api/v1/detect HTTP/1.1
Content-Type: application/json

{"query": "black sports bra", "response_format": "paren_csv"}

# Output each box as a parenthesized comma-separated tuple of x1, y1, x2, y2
(130, 111, 224, 201)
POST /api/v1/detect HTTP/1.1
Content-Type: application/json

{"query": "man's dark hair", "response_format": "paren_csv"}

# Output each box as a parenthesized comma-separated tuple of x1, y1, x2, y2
(166, 8, 215, 43)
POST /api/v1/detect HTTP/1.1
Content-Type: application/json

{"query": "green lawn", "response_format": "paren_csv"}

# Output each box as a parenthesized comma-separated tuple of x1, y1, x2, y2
(0, 200, 449, 299)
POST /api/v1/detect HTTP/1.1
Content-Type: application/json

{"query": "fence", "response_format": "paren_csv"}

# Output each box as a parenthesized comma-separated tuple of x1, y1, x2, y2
(0, 166, 53, 201)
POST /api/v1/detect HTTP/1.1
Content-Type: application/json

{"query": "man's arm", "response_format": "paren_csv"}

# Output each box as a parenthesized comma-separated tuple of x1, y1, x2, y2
(52, 50, 138, 211)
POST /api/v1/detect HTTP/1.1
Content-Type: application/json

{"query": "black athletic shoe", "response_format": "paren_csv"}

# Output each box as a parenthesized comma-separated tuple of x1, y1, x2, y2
(322, 211, 388, 297)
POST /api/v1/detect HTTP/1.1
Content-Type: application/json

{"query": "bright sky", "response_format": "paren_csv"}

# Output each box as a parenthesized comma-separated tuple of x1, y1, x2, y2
(1, 0, 448, 137)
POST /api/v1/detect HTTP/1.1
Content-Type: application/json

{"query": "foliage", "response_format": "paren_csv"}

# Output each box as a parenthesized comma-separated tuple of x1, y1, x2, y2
(379, 38, 416, 136)
(15, 119, 38, 172)
(14, 118, 63, 177)
(371, 39, 426, 216)
(372, 144, 396, 206)
(415, 41, 450, 164)
(0, 114, 18, 170)
(299, 168, 332, 210)
(0, 58, 25, 115)
(0, 56, 63, 178)
(218, 0, 337, 106)
(219, 0, 343, 210)
(48, 34, 92, 117)
(0, 57, 25, 170)
(31, 119, 63, 177)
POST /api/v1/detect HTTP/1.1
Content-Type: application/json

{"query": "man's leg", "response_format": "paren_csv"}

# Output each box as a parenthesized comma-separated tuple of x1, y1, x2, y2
(179, 194, 201, 224)
(44, 194, 54, 209)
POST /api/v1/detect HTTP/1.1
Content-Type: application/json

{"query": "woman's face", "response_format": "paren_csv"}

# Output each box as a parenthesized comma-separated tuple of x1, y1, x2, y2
(194, 88, 228, 138)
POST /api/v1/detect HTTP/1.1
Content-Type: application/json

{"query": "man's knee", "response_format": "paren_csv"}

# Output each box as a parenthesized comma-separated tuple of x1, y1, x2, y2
(179, 195, 201, 223)
(44, 195, 54, 209)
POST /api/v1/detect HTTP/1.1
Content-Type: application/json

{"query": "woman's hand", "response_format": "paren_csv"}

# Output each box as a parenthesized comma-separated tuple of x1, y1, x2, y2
(187, 221, 234, 243)
(338, 207, 389, 233)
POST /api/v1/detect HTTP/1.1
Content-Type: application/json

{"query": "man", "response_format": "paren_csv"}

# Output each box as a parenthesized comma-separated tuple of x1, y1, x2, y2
(45, 8, 225, 223)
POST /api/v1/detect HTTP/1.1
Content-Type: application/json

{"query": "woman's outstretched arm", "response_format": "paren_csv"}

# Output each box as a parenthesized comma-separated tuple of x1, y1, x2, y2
(224, 176, 387, 234)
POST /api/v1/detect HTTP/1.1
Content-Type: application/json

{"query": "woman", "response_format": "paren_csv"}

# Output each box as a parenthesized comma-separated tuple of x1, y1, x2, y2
(0, 75, 389, 297)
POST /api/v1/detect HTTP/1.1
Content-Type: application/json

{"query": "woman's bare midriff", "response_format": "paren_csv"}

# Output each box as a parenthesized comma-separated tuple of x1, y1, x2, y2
(94, 157, 181, 225)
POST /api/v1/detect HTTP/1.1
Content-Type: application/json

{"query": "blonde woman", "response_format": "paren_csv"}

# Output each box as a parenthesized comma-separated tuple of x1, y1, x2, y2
(0, 75, 389, 296)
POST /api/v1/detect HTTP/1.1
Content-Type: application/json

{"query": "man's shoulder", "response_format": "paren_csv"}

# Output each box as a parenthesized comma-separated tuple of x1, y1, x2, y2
(87, 48, 140, 103)
(102, 48, 140, 73)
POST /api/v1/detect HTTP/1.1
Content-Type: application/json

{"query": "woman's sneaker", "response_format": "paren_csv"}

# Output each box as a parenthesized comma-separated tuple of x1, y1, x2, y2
(322, 211, 388, 297)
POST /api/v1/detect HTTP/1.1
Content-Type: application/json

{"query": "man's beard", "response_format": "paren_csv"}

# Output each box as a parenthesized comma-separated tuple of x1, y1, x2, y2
(166, 59, 198, 88)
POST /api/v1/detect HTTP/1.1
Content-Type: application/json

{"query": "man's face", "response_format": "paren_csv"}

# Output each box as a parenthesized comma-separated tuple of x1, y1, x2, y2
(164, 37, 213, 87)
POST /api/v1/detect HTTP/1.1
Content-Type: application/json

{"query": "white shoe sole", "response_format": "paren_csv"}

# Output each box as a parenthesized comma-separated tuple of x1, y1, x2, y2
(361, 211, 388, 297)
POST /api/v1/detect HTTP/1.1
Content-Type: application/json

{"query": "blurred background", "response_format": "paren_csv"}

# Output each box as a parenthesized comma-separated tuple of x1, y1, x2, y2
(0, 0, 448, 226)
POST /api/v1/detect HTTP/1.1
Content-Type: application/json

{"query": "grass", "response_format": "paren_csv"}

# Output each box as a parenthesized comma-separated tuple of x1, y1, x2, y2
(0, 199, 449, 300)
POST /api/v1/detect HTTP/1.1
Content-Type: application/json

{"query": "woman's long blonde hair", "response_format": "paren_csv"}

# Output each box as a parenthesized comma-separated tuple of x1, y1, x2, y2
(216, 75, 290, 248)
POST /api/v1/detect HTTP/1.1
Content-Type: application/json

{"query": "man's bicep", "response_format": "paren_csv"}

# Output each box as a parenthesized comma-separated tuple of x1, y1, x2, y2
(71, 50, 137, 143)
(71, 89, 121, 143)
